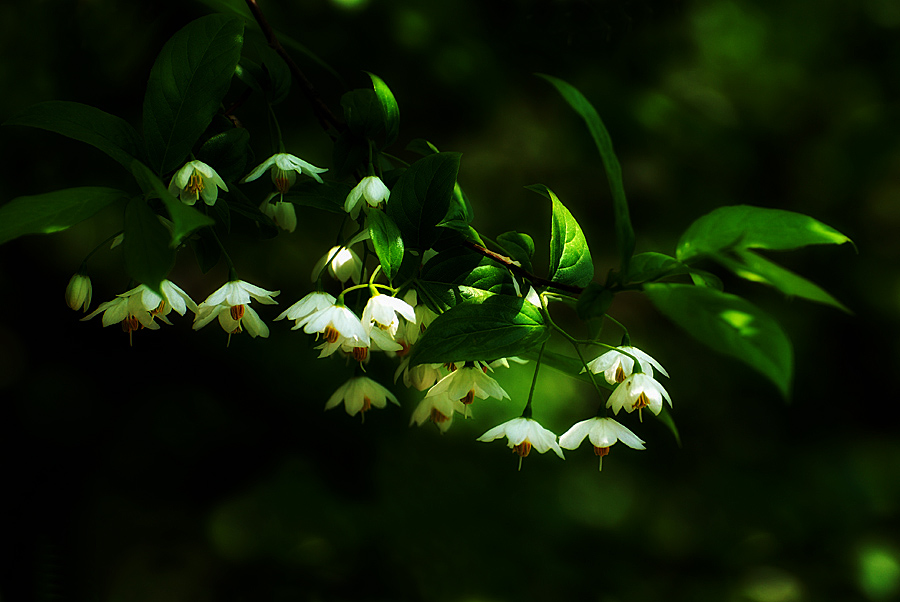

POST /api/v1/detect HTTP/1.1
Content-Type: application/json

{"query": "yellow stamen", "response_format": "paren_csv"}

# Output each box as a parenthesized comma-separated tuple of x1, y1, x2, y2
(324, 325, 340, 343)
(615, 365, 626, 383)
(186, 171, 204, 198)
(150, 300, 166, 316)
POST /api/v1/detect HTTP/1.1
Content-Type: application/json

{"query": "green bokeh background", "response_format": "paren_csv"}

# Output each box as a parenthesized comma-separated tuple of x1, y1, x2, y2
(1, 0, 898, 600)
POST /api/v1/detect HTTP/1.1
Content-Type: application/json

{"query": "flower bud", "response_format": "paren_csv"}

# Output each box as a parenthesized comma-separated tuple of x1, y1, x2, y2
(65, 273, 92, 312)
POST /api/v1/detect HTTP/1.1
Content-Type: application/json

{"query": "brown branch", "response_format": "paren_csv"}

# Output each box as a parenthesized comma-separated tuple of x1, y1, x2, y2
(462, 240, 585, 295)
(244, 0, 343, 139)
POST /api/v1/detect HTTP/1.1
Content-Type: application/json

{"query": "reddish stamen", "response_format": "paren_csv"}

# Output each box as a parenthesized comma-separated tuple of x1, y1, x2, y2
(513, 441, 532, 457)
(353, 347, 369, 362)
(461, 390, 475, 405)
(230, 304, 245, 321)
(324, 325, 340, 343)
(594, 446, 610, 457)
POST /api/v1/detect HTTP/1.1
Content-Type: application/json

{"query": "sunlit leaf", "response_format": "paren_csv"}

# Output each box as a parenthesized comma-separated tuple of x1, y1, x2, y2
(367, 209, 404, 280)
(645, 283, 793, 399)
(387, 152, 461, 250)
(366, 71, 399, 147)
(528, 184, 594, 288)
(496, 231, 535, 274)
(537, 73, 634, 272)
(0, 187, 129, 245)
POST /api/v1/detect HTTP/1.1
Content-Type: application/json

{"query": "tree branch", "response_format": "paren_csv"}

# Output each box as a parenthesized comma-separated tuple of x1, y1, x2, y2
(244, 0, 343, 138)
(462, 240, 585, 294)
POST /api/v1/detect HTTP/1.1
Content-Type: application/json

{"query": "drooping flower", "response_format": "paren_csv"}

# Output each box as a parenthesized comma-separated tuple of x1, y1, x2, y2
(311, 245, 363, 284)
(275, 291, 337, 330)
(410, 394, 466, 433)
(65, 273, 92, 312)
(168, 160, 229, 206)
(345, 175, 390, 220)
(477, 416, 565, 469)
(425, 364, 509, 406)
(325, 376, 399, 416)
(302, 302, 369, 357)
(193, 280, 279, 343)
(585, 345, 669, 384)
(606, 372, 672, 417)
(395, 359, 442, 391)
(242, 153, 328, 192)
(362, 294, 416, 336)
(259, 193, 297, 232)
(559, 417, 645, 470)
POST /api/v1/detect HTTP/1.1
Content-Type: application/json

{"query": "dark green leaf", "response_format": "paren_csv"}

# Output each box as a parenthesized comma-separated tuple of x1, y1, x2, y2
(123, 197, 175, 293)
(410, 295, 549, 365)
(0, 187, 129, 245)
(677, 205, 853, 262)
(366, 72, 399, 147)
(341, 88, 386, 141)
(406, 138, 440, 156)
(283, 181, 351, 214)
(4, 101, 146, 170)
(196, 128, 251, 183)
(332, 129, 367, 180)
(537, 74, 634, 272)
(143, 14, 244, 175)
(625, 252, 690, 284)
(496, 231, 535, 274)
(529, 184, 593, 288)
(436, 220, 484, 246)
(259, 45, 292, 105)
(189, 228, 221, 274)
(387, 152, 461, 250)
(131, 161, 214, 247)
(645, 283, 794, 399)
(576, 283, 613, 321)
(688, 269, 724, 290)
(367, 210, 404, 280)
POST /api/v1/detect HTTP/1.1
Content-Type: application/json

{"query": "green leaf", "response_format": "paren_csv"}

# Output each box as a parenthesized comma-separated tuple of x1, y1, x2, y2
(341, 88, 386, 141)
(409, 295, 549, 365)
(625, 252, 690, 284)
(332, 130, 367, 180)
(644, 283, 794, 399)
(387, 152, 461, 250)
(496, 231, 535, 274)
(143, 14, 244, 175)
(282, 181, 351, 214)
(123, 197, 175, 293)
(718, 249, 850, 312)
(406, 138, 440, 156)
(367, 209, 404, 280)
(4, 101, 146, 170)
(131, 161, 215, 247)
(189, 228, 221, 274)
(576, 283, 614, 321)
(537, 74, 634, 272)
(0, 187, 129, 245)
(529, 184, 593, 288)
(676, 205, 853, 262)
(366, 71, 399, 147)
(196, 128, 251, 183)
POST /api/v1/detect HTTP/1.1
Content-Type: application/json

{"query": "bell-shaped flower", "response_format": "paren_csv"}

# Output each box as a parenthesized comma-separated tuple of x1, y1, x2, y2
(606, 372, 671, 417)
(425, 364, 509, 406)
(410, 393, 466, 433)
(275, 291, 337, 331)
(345, 176, 390, 220)
(193, 279, 279, 343)
(65, 273, 92, 312)
(585, 345, 669, 384)
(395, 359, 442, 391)
(259, 193, 297, 232)
(242, 152, 328, 192)
(325, 376, 399, 416)
(559, 416, 645, 470)
(362, 293, 416, 337)
(477, 416, 565, 469)
(311, 245, 363, 284)
(124, 280, 198, 320)
(303, 303, 369, 356)
(82, 283, 176, 345)
(168, 160, 228, 206)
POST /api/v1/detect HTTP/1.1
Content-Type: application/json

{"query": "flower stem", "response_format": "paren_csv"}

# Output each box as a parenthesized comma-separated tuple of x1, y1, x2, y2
(208, 227, 238, 281)
(522, 342, 546, 419)
(82, 230, 124, 265)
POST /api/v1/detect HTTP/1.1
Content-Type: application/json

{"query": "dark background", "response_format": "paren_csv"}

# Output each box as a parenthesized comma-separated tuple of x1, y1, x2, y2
(1, 0, 898, 600)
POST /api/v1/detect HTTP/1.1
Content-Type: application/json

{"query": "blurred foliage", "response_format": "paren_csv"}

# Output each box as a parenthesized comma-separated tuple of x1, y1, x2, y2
(1, 0, 898, 600)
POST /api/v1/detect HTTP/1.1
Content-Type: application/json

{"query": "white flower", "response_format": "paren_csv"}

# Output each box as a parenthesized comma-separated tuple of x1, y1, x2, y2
(606, 372, 672, 417)
(302, 303, 370, 356)
(325, 376, 399, 416)
(168, 160, 228, 206)
(65, 273, 92, 312)
(410, 394, 466, 433)
(425, 365, 509, 405)
(193, 280, 279, 342)
(345, 176, 390, 219)
(259, 194, 297, 232)
(477, 417, 565, 469)
(124, 280, 198, 319)
(362, 294, 416, 336)
(311, 245, 363, 284)
(242, 152, 328, 192)
(395, 359, 442, 391)
(559, 417, 645, 470)
(585, 345, 669, 384)
(275, 291, 337, 330)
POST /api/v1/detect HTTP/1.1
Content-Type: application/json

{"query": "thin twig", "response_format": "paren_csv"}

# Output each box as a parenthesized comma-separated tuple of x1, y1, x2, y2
(244, 0, 343, 138)
(462, 240, 585, 294)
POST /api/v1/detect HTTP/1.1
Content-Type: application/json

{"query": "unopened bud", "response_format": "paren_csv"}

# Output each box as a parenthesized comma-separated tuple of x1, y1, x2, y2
(65, 273, 92, 312)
